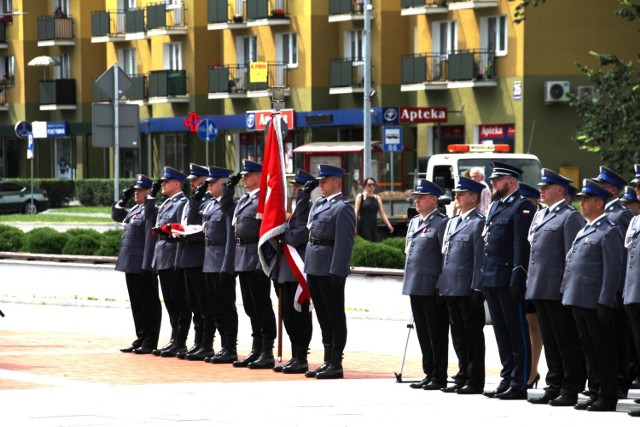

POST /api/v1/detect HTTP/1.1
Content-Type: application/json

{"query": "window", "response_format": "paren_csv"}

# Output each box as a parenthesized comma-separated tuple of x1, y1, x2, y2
(345, 29, 364, 61)
(119, 0, 136, 10)
(276, 32, 297, 68)
(160, 133, 186, 172)
(53, 53, 71, 79)
(432, 20, 457, 55)
(118, 48, 137, 75)
(0, 55, 14, 86)
(237, 35, 257, 65)
(480, 15, 507, 57)
(163, 42, 182, 70)
(0, 0, 11, 14)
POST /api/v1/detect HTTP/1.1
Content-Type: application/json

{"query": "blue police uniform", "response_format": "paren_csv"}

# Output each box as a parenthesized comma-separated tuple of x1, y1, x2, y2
(561, 179, 624, 411)
(112, 174, 161, 353)
(304, 164, 356, 379)
(525, 168, 586, 404)
(437, 176, 486, 393)
(145, 166, 191, 356)
(201, 166, 239, 364)
(480, 162, 535, 398)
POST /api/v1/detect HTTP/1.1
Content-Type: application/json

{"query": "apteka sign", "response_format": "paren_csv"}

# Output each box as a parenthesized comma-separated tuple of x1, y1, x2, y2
(399, 107, 448, 123)
(247, 108, 295, 131)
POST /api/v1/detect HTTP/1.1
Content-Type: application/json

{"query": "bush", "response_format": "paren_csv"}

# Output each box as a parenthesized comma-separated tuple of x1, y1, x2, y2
(76, 179, 136, 206)
(63, 233, 103, 255)
(350, 236, 405, 269)
(380, 237, 406, 253)
(22, 227, 69, 254)
(0, 225, 25, 252)
(95, 229, 123, 256)
(12, 179, 75, 208)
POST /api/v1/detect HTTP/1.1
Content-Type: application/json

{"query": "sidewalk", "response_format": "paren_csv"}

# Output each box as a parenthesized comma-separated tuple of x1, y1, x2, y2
(1, 261, 640, 425)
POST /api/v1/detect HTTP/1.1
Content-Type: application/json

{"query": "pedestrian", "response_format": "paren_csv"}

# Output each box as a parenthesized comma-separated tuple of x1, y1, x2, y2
(304, 164, 356, 379)
(145, 166, 190, 357)
(272, 169, 314, 374)
(221, 159, 277, 369)
(402, 179, 449, 391)
(354, 177, 394, 241)
(562, 178, 624, 411)
(201, 166, 239, 364)
(112, 174, 161, 355)
(438, 176, 486, 394)
(469, 167, 492, 215)
(525, 169, 586, 407)
(481, 161, 535, 400)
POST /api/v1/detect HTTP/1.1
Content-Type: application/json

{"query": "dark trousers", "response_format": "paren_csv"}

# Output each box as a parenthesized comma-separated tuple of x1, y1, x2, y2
(446, 296, 485, 388)
(307, 274, 347, 354)
(615, 293, 631, 394)
(205, 272, 238, 349)
(158, 268, 191, 343)
(409, 294, 449, 383)
(125, 270, 161, 349)
(627, 303, 640, 384)
(485, 287, 530, 390)
(238, 270, 276, 342)
(572, 306, 618, 404)
(184, 266, 213, 346)
(275, 281, 313, 352)
(534, 299, 585, 395)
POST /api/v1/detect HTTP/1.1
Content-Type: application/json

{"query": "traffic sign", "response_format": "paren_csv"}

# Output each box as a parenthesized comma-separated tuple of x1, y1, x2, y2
(383, 126, 403, 152)
(197, 119, 218, 142)
(15, 121, 32, 139)
(27, 132, 34, 159)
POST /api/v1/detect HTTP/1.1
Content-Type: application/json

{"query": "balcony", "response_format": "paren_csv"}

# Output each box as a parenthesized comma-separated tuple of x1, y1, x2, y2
(93, 74, 147, 105)
(125, 8, 146, 40)
(329, 0, 369, 22)
(448, 0, 498, 10)
(91, 10, 127, 43)
(37, 16, 75, 47)
(146, 2, 187, 36)
(207, 0, 289, 30)
(39, 79, 76, 111)
(148, 69, 188, 104)
(0, 22, 8, 49)
(400, 0, 448, 16)
(329, 58, 370, 95)
(0, 80, 10, 111)
(208, 62, 289, 99)
(400, 49, 496, 91)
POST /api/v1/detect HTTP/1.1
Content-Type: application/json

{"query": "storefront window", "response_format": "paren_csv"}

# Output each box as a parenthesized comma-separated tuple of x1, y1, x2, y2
(433, 125, 465, 153)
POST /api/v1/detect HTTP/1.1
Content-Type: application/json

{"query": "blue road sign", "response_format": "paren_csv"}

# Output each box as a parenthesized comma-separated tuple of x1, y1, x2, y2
(15, 121, 32, 139)
(27, 132, 34, 159)
(197, 119, 218, 142)
(383, 126, 403, 152)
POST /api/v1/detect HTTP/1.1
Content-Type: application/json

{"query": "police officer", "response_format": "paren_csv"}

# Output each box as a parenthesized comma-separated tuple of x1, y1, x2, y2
(620, 185, 640, 215)
(438, 176, 486, 394)
(624, 165, 640, 417)
(201, 166, 239, 364)
(481, 162, 535, 400)
(272, 169, 314, 374)
(177, 164, 214, 361)
(562, 179, 624, 411)
(402, 179, 449, 391)
(592, 166, 633, 398)
(145, 166, 190, 357)
(526, 169, 585, 406)
(112, 174, 161, 354)
(221, 159, 277, 369)
(304, 164, 356, 379)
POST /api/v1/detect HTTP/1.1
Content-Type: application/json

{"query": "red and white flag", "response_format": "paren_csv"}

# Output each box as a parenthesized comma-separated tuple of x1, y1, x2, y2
(257, 112, 310, 311)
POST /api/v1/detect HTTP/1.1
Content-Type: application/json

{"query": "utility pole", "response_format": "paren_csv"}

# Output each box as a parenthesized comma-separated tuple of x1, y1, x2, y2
(363, 0, 372, 180)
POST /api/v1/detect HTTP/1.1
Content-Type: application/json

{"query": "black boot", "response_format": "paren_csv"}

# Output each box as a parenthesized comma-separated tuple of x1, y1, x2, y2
(283, 344, 309, 374)
(187, 331, 215, 361)
(248, 339, 275, 369)
(160, 340, 188, 358)
(316, 348, 343, 379)
(274, 344, 297, 373)
(210, 336, 238, 363)
(233, 337, 261, 368)
(305, 346, 331, 378)
(153, 330, 177, 356)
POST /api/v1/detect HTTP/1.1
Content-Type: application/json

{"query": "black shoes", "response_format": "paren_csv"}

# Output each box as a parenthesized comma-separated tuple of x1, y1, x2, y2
(120, 346, 136, 353)
(548, 394, 577, 407)
(496, 387, 527, 400)
(456, 385, 484, 395)
(409, 376, 431, 389)
(422, 380, 446, 391)
(186, 348, 216, 361)
(528, 391, 559, 404)
(574, 397, 596, 410)
(586, 400, 617, 412)
(483, 384, 509, 398)
(152, 341, 175, 356)
(315, 364, 343, 379)
(441, 384, 462, 393)
(282, 359, 308, 374)
(133, 347, 154, 355)
(527, 373, 540, 389)
(248, 353, 275, 369)
(629, 408, 640, 417)
(160, 345, 188, 358)
(233, 351, 260, 368)
(208, 348, 238, 364)
(305, 362, 329, 378)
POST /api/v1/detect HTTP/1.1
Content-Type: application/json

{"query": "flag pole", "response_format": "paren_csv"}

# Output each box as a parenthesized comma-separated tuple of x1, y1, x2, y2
(272, 85, 285, 363)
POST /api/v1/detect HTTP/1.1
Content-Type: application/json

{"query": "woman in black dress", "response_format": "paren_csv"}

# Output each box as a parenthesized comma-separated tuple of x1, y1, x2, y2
(354, 177, 394, 242)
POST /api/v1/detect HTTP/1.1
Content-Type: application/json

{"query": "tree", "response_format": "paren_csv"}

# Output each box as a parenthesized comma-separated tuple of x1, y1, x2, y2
(510, 0, 640, 173)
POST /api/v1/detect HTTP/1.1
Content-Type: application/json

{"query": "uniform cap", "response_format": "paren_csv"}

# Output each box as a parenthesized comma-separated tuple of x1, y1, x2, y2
(519, 182, 540, 200)
(159, 166, 187, 184)
(630, 164, 640, 185)
(537, 168, 572, 188)
(576, 178, 613, 201)
(290, 169, 315, 185)
(593, 166, 626, 189)
(413, 179, 443, 196)
(317, 164, 344, 179)
(454, 176, 485, 194)
(133, 174, 152, 189)
(187, 163, 209, 180)
(240, 159, 262, 175)
(620, 186, 640, 204)
(489, 161, 522, 179)
(206, 166, 234, 182)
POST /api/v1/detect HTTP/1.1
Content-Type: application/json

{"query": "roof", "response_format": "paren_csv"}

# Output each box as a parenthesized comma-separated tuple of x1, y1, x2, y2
(293, 141, 380, 154)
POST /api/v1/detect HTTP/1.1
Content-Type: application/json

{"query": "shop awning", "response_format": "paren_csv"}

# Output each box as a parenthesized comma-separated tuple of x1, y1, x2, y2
(293, 141, 380, 153)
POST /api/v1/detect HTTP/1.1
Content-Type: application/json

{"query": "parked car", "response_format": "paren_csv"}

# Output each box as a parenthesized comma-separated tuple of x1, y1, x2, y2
(0, 181, 50, 214)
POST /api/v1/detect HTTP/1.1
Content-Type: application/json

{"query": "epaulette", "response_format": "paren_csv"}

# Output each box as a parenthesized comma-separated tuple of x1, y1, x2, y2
(436, 211, 447, 218)
(474, 210, 485, 218)
(607, 219, 616, 227)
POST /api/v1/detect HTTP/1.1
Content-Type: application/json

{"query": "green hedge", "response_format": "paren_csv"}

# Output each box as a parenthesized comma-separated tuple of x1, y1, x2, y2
(12, 179, 75, 208)
(75, 179, 192, 206)
(350, 236, 406, 269)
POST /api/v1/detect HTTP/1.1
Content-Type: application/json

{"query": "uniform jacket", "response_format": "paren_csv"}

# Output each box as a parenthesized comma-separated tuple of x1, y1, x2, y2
(220, 185, 261, 272)
(437, 208, 485, 296)
(561, 216, 624, 309)
(401, 209, 448, 296)
(202, 196, 235, 274)
(276, 190, 311, 283)
(145, 192, 187, 271)
(304, 193, 356, 277)
(175, 195, 209, 269)
(479, 191, 535, 289)
(623, 214, 640, 304)
(112, 201, 156, 273)
(606, 199, 633, 291)
(526, 201, 585, 300)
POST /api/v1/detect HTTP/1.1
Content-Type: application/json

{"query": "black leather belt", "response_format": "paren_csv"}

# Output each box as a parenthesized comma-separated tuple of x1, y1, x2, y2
(236, 237, 258, 245)
(205, 238, 225, 247)
(309, 236, 334, 246)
